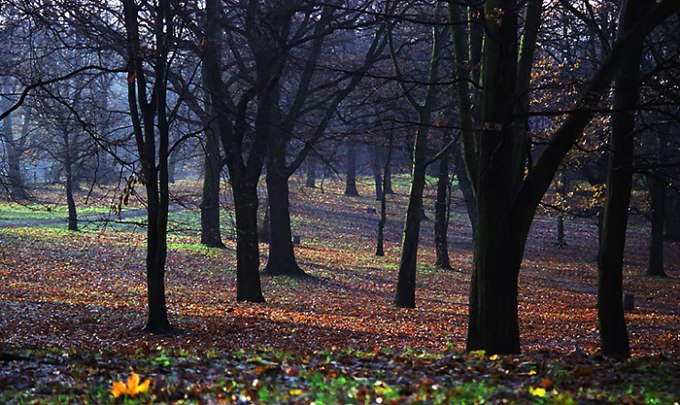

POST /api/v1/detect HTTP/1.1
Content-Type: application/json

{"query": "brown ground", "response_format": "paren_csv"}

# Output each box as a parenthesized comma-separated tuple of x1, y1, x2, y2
(0, 178, 678, 357)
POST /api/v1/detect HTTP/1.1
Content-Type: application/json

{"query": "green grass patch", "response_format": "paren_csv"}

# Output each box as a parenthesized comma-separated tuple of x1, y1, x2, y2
(2, 346, 676, 404)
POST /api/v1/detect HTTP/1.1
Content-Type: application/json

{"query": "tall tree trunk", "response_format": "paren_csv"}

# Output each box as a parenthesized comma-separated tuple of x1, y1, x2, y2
(167, 149, 179, 183)
(461, 0, 678, 355)
(597, 0, 653, 358)
(384, 164, 394, 195)
(305, 157, 316, 188)
(200, 116, 225, 248)
(452, 141, 477, 234)
(645, 172, 667, 277)
(466, 0, 522, 354)
(123, 0, 172, 333)
(264, 160, 306, 276)
(664, 192, 680, 241)
(65, 160, 78, 231)
(376, 135, 394, 257)
(394, 122, 428, 308)
(233, 181, 265, 302)
(344, 140, 359, 196)
(434, 134, 452, 269)
(393, 22, 445, 308)
(556, 170, 569, 247)
(369, 144, 383, 201)
(0, 88, 26, 200)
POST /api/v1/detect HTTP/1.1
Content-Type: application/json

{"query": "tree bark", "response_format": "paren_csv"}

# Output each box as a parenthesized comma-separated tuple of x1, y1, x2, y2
(0, 84, 27, 200)
(434, 133, 452, 269)
(466, 0, 522, 354)
(263, 160, 306, 277)
(597, 0, 653, 358)
(369, 143, 383, 201)
(393, 22, 446, 308)
(123, 0, 172, 333)
(645, 172, 667, 277)
(233, 180, 265, 302)
(376, 134, 394, 257)
(344, 140, 359, 196)
(452, 141, 477, 234)
(200, 111, 226, 248)
(556, 170, 568, 247)
(664, 192, 680, 241)
(64, 154, 78, 231)
(305, 157, 316, 188)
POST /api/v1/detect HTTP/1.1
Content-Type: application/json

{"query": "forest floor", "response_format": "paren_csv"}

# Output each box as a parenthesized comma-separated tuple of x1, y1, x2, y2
(0, 177, 678, 404)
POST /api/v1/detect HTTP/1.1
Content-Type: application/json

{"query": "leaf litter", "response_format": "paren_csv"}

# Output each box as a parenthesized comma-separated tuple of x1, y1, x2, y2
(0, 180, 678, 403)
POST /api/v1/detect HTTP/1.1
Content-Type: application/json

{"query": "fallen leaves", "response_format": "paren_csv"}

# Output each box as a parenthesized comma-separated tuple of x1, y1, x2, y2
(110, 372, 152, 398)
(0, 178, 679, 402)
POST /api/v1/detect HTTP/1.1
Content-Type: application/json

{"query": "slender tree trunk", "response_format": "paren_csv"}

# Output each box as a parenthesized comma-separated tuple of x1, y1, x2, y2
(434, 136, 452, 269)
(646, 172, 667, 277)
(264, 162, 306, 276)
(305, 157, 316, 188)
(556, 170, 568, 247)
(369, 144, 383, 201)
(452, 142, 476, 234)
(167, 149, 179, 183)
(393, 22, 446, 308)
(376, 135, 394, 257)
(344, 140, 359, 196)
(233, 181, 265, 302)
(394, 129, 427, 307)
(384, 164, 394, 195)
(65, 161, 78, 231)
(597, 0, 653, 358)
(123, 0, 172, 334)
(143, 160, 171, 332)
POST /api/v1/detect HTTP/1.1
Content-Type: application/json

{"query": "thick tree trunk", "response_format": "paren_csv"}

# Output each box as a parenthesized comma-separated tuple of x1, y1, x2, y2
(200, 122, 226, 248)
(466, 0, 522, 354)
(434, 142, 452, 269)
(645, 172, 667, 277)
(344, 140, 359, 196)
(0, 101, 26, 200)
(233, 182, 265, 302)
(467, 221, 523, 353)
(264, 164, 306, 276)
(664, 192, 680, 241)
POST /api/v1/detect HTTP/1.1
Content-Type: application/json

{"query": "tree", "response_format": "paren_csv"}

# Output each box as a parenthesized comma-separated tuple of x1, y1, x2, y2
(433, 119, 453, 269)
(597, 0, 654, 358)
(204, 0, 291, 302)
(260, 3, 387, 277)
(122, 0, 176, 332)
(458, 0, 680, 354)
(392, 3, 447, 308)
(199, 67, 227, 249)
(0, 82, 30, 200)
